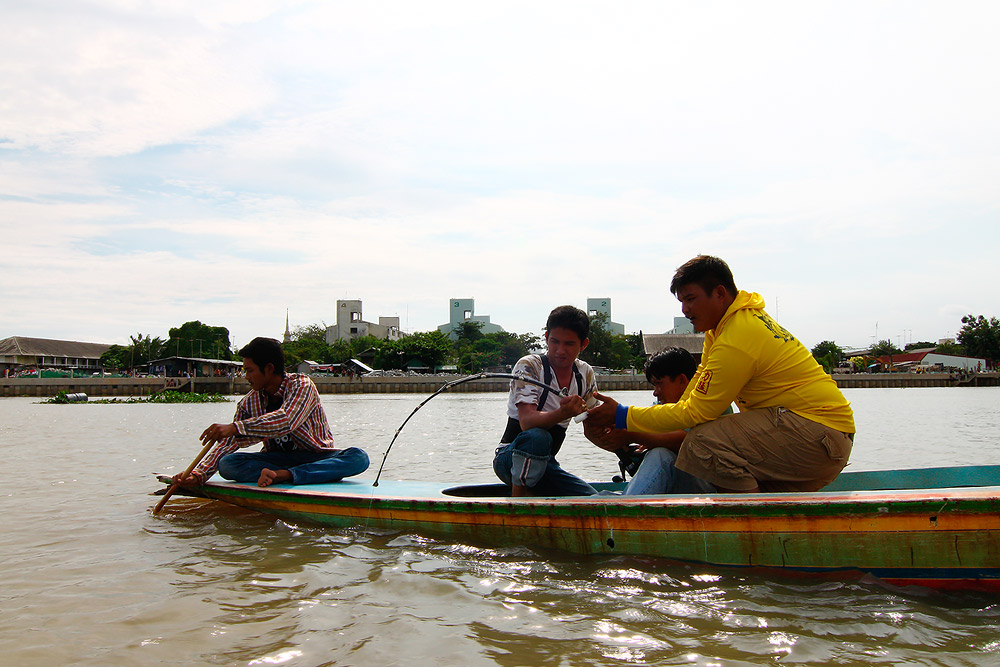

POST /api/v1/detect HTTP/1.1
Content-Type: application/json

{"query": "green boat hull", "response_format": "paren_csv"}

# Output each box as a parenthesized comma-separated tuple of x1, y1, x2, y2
(170, 465, 1000, 591)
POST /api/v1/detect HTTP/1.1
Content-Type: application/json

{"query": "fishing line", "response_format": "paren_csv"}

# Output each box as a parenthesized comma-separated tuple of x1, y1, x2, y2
(372, 372, 570, 486)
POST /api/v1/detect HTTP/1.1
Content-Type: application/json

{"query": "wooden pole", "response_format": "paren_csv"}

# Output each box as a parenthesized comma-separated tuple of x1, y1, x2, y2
(152, 440, 215, 516)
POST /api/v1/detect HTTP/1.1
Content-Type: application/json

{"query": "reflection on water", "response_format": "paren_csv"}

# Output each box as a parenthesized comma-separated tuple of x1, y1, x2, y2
(1, 389, 1000, 665)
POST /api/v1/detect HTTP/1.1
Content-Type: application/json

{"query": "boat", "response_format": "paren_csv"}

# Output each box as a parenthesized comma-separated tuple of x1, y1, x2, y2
(158, 464, 1000, 592)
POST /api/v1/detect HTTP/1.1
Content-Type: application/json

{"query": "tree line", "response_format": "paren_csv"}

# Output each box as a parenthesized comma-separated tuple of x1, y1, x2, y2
(99, 314, 648, 374)
(283, 311, 647, 373)
(810, 314, 1000, 372)
(99, 321, 236, 371)
(102, 312, 998, 375)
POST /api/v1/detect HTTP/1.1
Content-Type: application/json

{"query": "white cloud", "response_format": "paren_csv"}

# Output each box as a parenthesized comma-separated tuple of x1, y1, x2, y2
(0, 1, 273, 156)
(1, 1, 999, 351)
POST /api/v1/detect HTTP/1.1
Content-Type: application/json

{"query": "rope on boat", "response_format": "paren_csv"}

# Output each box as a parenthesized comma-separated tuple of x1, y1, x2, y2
(372, 372, 567, 486)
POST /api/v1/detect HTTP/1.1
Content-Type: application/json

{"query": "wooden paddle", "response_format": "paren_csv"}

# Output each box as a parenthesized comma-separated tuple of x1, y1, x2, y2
(152, 440, 215, 516)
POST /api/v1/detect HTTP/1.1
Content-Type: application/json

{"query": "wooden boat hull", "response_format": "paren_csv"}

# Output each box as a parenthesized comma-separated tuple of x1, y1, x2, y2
(181, 465, 1000, 592)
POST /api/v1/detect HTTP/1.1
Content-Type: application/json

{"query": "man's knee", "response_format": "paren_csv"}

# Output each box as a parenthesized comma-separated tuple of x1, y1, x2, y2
(217, 453, 245, 480)
(337, 447, 370, 475)
(507, 429, 555, 488)
(511, 428, 554, 457)
(645, 447, 678, 467)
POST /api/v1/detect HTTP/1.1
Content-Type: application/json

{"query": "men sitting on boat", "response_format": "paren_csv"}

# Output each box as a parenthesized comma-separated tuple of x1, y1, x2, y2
(589, 347, 724, 494)
(493, 305, 599, 497)
(587, 255, 855, 493)
(171, 337, 369, 488)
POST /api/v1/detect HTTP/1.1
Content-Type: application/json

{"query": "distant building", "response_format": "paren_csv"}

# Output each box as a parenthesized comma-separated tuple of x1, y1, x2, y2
(283, 310, 292, 344)
(666, 316, 694, 335)
(875, 350, 989, 372)
(0, 336, 111, 376)
(325, 299, 403, 344)
(148, 356, 243, 378)
(438, 298, 504, 340)
(586, 298, 625, 335)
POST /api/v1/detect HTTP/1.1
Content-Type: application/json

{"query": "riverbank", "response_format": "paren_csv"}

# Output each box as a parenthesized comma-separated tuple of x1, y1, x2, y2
(0, 373, 654, 398)
(2, 371, 998, 398)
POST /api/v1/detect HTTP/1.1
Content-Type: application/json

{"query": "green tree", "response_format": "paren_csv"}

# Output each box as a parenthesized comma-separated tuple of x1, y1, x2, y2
(292, 323, 328, 343)
(452, 321, 485, 345)
(904, 341, 937, 351)
(100, 344, 130, 370)
(958, 315, 1000, 363)
(518, 332, 543, 356)
(625, 331, 646, 371)
(871, 339, 902, 357)
(373, 339, 405, 370)
(580, 312, 633, 370)
(404, 330, 452, 369)
(167, 321, 233, 359)
(811, 340, 842, 372)
(100, 334, 166, 371)
(377, 331, 452, 370)
(477, 331, 541, 369)
(870, 339, 902, 372)
(450, 321, 484, 372)
(348, 335, 384, 361)
(934, 340, 965, 356)
(327, 339, 351, 364)
(282, 323, 338, 369)
(132, 333, 167, 365)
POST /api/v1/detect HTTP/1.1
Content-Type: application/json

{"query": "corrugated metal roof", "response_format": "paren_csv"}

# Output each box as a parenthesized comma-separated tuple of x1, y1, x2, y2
(642, 333, 705, 356)
(0, 336, 111, 359)
(349, 358, 375, 373)
(874, 351, 928, 365)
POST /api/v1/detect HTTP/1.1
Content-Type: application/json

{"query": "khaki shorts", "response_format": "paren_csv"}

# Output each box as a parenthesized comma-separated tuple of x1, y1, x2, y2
(675, 407, 853, 492)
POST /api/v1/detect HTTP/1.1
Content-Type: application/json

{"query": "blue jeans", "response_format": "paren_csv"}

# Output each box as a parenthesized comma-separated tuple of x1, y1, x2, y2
(493, 428, 596, 496)
(218, 447, 370, 485)
(624, 447, 716, 495)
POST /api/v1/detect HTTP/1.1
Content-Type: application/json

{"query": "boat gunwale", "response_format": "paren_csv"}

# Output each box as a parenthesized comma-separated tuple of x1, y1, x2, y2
(196, 478, 1000, 521)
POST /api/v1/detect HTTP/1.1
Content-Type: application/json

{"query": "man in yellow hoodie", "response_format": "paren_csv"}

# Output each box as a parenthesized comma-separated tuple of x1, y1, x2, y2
(586, 255, 855, 493)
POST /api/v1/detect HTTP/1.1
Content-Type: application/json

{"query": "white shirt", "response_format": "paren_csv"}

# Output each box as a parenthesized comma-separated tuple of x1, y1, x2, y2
(505, 354, 598, 428)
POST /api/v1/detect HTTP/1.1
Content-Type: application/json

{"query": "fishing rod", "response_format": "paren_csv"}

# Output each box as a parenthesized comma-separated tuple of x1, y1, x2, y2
(372, 371, 572, 486)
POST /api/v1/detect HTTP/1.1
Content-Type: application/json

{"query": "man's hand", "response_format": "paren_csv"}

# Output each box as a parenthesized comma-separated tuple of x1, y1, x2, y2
(557, 393, 588, 420)
(597, 428, 635, 452)
(583, 419, 631, 452)
(200, 422, 238, 447)
(585, 391, 619, 430)
(171, 470, 204, 488)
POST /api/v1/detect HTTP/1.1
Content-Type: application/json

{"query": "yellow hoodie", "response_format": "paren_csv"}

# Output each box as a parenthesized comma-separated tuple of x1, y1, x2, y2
(625, 290, 855, 434)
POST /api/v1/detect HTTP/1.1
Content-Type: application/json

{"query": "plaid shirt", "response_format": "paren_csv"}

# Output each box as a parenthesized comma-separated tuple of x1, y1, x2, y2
(193, 373, 336, 481)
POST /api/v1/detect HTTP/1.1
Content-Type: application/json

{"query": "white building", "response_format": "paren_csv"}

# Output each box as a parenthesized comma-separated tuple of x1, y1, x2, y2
(325, 300, 402, 344)
(666, 316, 694, 334)
(586, 298, 625, 335)
(437, 298, 504, 340)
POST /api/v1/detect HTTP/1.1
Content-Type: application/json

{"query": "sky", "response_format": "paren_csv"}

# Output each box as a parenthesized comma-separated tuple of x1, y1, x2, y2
(2, 1, 998, 353)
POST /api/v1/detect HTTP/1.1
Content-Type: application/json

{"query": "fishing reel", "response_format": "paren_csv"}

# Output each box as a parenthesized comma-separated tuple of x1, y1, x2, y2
(612, 448, 644, 483)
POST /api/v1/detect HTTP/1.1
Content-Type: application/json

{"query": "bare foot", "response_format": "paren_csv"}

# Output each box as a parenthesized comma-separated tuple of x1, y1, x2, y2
(258, 468, 293, 487)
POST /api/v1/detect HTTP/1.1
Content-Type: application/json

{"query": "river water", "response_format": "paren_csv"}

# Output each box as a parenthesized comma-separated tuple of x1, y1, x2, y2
(2, 387, 1000, 665)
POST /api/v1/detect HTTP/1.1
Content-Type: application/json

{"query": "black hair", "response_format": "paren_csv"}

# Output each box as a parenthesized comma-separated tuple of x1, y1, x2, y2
(644, 346, 697, 382)
(239, 337, 285, 375)
(545, 305, 590, 342)
(669, 255, 738, 297)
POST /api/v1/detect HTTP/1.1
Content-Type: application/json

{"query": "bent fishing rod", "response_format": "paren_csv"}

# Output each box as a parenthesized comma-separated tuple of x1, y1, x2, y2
(372, 371, 578, 486)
